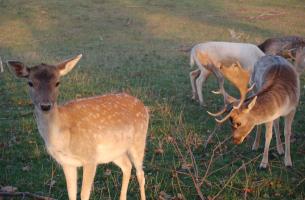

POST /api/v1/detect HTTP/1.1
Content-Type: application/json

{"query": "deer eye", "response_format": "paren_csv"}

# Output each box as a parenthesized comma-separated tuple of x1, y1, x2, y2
(55, 82, 60, 87)
(236, 122, 241, 127)
(28, 82, 33, 87)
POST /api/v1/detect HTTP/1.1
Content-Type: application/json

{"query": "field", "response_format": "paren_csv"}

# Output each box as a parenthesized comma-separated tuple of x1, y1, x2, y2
(0, 0, 305, 199)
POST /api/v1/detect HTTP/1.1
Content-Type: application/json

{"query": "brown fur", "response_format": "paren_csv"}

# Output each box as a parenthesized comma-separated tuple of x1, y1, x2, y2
(8, 55, 149, 200)
(212, 55, 299, 168)
(258, 35, 305, 59)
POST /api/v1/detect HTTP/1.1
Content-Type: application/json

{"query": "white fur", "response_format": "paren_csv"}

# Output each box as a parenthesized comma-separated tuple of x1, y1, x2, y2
(189, 41, 265, 105)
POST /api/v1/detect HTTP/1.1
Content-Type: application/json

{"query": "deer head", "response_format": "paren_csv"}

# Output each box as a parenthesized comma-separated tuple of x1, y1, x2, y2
(208, 88, 258, 144)
(8, 54, 82, 112)
(295, 47, 305, 74)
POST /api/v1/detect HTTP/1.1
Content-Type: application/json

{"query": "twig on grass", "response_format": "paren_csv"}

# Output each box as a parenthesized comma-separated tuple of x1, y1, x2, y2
(200, 136, 231, 187)
(296, 177, 305, 188)
(212, 162, 246, 200)
(204, 124, 220, 149)
(0, 192, 56, 200)
(249, 11, 285, 20)
(211, 153, 263, 200)
(172, 138, 206, 200)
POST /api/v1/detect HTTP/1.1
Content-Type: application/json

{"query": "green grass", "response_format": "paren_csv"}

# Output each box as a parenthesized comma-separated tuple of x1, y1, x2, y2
(1, 0, 305, 199)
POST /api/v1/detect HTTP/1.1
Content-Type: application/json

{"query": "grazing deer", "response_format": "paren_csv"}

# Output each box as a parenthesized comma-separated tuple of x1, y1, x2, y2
(252, 44, 305, 145)
(208, 55, 299, 168)
(189, 42, 264, 108)
(258, 35, 305, 60)
(8, 54, 149, 200)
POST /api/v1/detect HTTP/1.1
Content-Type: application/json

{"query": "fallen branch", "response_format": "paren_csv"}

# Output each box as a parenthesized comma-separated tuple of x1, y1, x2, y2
(200, 136, 231, 187)
(0, 192, 56, 200)
(250, 11, 285, 20)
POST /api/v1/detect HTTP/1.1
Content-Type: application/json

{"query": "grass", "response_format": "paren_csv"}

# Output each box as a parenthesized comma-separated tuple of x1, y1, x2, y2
(0, 0, 305, 199)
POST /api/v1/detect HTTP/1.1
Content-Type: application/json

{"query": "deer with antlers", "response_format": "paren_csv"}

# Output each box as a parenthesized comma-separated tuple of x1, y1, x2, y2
(208, 55, 300, 168)
(190, 42, 264, 108)
(8, 55, 149, 200)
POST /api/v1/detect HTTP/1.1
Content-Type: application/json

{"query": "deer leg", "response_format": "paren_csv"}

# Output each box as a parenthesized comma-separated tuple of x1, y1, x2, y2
(196, 67, 211, 106)
(252, 125, 262, 151)
(284, 109, 296, 167)
(211, 68, 227, 105)
(80, 164, 97, 200)
(189, 69, 200, 100)
(260, 121, 273, 169)
(62, 165, 77, 200)
(273, 118, 284, 155)
(129, 146, 146, 200)
(113, 154, 132, 200)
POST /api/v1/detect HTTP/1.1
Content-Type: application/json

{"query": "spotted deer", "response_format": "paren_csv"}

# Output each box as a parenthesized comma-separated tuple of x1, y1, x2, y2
(208, 55, 300, 168)
(8, 54, 149, 200)
(189, 42, 264, 108)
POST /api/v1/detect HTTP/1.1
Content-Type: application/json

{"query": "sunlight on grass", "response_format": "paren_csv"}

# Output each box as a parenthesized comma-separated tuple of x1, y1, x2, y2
(0, 20, 35, 49)
(143, 12, 221, 41)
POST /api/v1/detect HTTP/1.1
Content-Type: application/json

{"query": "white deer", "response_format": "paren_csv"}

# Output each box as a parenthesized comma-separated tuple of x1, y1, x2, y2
(189, 41, 265, 108)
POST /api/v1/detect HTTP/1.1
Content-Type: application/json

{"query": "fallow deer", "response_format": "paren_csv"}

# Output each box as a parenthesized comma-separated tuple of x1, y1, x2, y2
(8, 55, 149, 200)
(208, 55, 300, 168)
(253, 45, 305, 145)
(258, 36, 305, 75)
(258, 35, 305, 60)
(189, 42, 264, 108)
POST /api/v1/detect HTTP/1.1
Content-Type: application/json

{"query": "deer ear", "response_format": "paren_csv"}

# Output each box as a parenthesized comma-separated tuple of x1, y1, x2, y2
(244, 96, 257, 113)
(57, 54, 82, 76)
(7, 61, 30, 78)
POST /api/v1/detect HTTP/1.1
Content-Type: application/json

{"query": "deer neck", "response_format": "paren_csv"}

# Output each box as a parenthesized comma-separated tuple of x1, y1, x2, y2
(34, 104, 61, 145)
(250, 87, 288, 124)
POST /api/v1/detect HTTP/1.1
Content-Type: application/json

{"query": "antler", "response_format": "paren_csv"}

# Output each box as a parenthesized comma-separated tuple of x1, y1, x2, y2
(207, 106, 227, 117)
(207, 89, 236, 117)
(219, 61, 254, 109)
(207, 61, 256, 123)
(207, 102, 234, 123)
(215, 108, 234, 123)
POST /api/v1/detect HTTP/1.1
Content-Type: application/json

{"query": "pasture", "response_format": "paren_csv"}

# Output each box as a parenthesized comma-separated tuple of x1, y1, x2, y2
(0, 0, 305, 199)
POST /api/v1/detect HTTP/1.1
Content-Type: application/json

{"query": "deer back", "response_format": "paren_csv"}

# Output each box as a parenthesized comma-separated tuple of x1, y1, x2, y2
(251, 55, 299, 109)
(44, 93, 149, 165)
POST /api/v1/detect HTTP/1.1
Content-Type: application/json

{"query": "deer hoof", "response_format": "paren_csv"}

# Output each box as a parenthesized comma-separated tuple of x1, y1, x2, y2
(252, 144, 259, 151)
(277, 148, 284, 156)
(284, 159, 292, 167)
(259, 162, 268, 169)
(199, 102, 207, 107)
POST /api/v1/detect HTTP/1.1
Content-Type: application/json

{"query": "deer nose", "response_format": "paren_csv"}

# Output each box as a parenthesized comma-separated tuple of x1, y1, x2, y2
(40, 104, 52, 112)
(233, 136, 242, 144)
